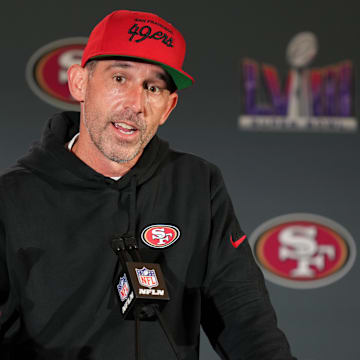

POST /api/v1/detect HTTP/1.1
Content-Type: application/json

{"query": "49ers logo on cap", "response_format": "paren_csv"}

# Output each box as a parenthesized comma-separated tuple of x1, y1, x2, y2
(249, 214, 356, 289)
(141, 225, 180, 249)
(26, 37, 87, 110)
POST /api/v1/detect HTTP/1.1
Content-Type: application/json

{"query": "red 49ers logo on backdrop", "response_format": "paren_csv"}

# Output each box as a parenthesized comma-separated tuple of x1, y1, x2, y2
(249, 214, 356, 289)
(141, 225, 180, 249)
(26, 37, 87, 110)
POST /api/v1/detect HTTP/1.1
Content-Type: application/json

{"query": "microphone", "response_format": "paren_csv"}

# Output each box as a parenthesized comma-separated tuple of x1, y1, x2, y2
(111, 235, 181, 360)
(111, 235, 170, 320)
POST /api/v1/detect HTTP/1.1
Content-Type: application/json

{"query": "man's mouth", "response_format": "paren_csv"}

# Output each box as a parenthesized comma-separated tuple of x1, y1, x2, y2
(112, 122, 137, 135)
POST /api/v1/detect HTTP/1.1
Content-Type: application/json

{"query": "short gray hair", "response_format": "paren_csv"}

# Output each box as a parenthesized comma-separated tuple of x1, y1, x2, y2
(85, 60, 98, 76)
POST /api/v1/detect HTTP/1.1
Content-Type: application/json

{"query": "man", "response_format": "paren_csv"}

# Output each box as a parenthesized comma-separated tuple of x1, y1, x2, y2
(0, 10, 296, 359)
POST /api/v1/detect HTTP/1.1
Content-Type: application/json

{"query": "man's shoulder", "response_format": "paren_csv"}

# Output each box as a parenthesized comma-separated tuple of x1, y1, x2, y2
(0, 163, 36, 190)
(166, 148, 221, 175)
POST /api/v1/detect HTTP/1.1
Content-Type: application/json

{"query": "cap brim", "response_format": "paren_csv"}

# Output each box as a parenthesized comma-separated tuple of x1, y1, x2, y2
(87, 55, 194, 90)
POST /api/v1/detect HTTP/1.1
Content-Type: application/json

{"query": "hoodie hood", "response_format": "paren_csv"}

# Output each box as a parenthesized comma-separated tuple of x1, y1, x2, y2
(18, 111, 170, 190)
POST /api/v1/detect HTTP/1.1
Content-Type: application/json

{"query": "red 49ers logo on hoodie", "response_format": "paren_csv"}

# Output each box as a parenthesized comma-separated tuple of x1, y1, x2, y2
(141, 225, 180, 249)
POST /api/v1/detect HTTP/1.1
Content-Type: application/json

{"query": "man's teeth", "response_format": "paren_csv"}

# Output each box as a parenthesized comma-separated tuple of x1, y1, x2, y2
(113, 122, 136, 134)
(114, 122, 134, 130)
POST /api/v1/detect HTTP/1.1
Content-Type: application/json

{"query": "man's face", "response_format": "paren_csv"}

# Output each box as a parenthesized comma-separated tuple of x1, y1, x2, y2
(80, 59, 177, 164)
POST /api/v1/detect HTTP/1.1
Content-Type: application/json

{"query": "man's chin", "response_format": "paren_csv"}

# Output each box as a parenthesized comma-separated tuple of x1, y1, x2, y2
(102, 147, 142, 164)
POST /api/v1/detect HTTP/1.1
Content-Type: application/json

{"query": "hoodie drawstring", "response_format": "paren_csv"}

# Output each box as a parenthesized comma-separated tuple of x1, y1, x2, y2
(128, 176, 137, 242)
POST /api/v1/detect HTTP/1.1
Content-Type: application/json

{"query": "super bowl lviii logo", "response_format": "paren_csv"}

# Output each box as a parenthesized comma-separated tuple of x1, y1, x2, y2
(26, 38, 87, 110)
(239, 32, 357, 133)
(249, 214, 356, 289)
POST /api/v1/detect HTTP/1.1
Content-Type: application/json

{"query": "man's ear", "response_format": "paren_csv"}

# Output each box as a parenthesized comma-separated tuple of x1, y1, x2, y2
(159, 92, 178, 126)
(67, 64, 87, 102)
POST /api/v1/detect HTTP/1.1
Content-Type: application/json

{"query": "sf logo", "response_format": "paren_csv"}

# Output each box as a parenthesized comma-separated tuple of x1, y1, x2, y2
(278, 225, 335, 277)
(151, 228, 173, 246)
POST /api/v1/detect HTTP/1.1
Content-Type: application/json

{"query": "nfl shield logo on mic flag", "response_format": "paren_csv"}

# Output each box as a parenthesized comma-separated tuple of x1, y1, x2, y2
(117, 274, 130, 302)
(135, 267, 159, 289)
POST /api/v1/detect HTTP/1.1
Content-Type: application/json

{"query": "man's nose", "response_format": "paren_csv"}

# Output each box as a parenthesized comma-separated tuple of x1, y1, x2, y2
(123, 84, 145, 114)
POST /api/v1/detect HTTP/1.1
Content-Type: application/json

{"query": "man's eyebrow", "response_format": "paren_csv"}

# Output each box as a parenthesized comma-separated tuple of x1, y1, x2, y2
(105, 62, 166, 80)
(156, 72, 169, 82)
(105, 62, 133, 71)
(104, 61, 173, 88)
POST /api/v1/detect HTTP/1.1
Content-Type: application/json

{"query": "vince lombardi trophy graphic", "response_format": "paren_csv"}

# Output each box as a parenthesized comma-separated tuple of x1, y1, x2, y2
(286, 32, 318, 118)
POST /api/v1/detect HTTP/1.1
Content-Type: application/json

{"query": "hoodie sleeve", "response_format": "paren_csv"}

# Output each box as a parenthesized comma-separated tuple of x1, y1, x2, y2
(0, 209, 20, 349)
(201, 166, 296, 360)
(0, 217, 10, 343)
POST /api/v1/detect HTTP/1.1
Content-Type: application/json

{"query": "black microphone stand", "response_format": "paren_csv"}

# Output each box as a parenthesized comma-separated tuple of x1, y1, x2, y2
(112, 236, 182, 360)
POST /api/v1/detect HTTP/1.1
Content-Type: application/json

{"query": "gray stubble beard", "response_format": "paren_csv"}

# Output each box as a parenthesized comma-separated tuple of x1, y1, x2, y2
(83, 102, 149, 164)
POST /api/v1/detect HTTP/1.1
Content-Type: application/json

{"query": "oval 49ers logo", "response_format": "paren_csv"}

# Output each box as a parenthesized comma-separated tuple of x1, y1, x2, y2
(26, 37, 87, 110)
(141, 225, 180, 249)
(249, 214, 356, 289)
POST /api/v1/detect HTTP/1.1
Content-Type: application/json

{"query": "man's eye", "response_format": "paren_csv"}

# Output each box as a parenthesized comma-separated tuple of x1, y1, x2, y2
(146, 84, 161, 94)
(114, 75, 125, 83)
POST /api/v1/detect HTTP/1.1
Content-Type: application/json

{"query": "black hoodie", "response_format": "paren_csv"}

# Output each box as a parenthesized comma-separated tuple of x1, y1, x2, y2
(0, 112, 295, 359)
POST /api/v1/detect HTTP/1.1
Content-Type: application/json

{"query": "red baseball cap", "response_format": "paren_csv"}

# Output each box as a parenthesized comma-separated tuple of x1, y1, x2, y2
(81, 10, 194, 90)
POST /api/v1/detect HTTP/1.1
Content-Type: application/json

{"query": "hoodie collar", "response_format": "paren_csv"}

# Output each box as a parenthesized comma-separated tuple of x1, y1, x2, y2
(18, 111, 170, 190)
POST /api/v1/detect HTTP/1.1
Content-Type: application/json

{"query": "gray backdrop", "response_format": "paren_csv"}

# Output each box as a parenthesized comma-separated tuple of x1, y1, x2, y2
(2, 1, 359, 359)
